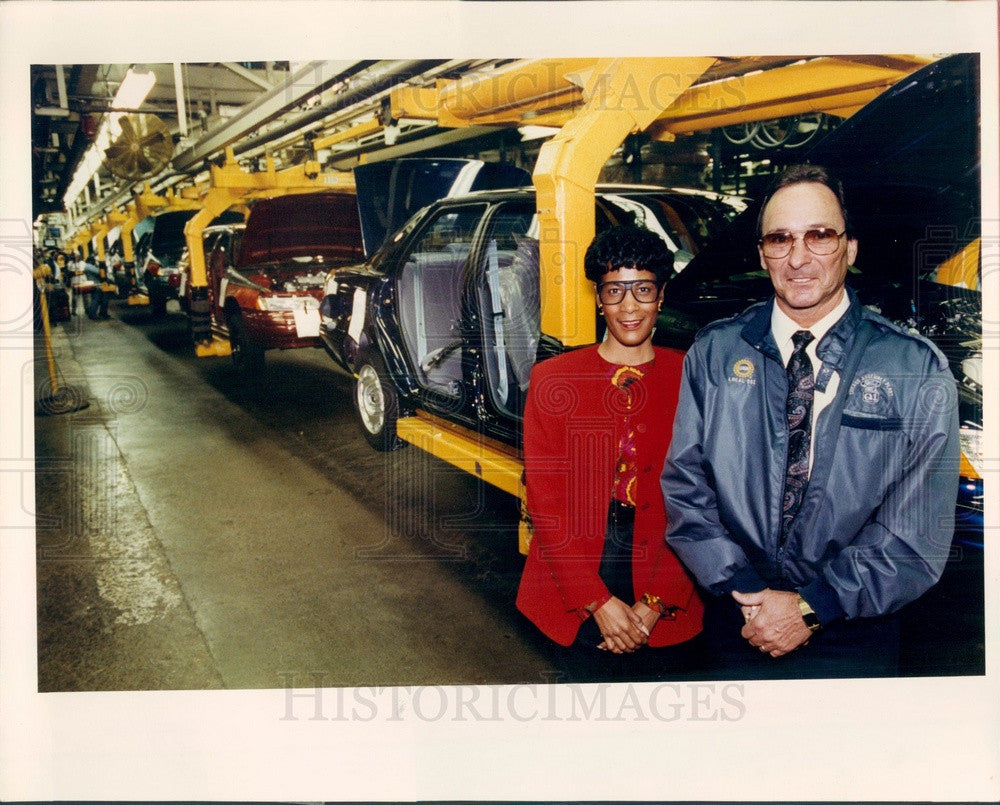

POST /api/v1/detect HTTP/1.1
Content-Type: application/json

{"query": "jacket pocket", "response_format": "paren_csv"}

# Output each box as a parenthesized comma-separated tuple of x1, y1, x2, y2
(841, 413, 903, 431)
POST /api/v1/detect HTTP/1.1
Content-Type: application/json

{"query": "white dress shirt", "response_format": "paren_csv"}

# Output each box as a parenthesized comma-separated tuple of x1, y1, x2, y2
(771, 290, 850, 475)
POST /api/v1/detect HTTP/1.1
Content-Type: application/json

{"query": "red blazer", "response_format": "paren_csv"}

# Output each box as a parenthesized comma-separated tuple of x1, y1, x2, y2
(516, 345, 704, 647)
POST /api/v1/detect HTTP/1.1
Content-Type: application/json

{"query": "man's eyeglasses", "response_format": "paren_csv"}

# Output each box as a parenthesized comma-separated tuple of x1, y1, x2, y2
(759, 227, 846, 258)
(597, 280, 661, 305)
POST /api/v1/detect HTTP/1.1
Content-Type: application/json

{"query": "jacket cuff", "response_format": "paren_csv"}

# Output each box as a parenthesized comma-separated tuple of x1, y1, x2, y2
(721, 565, 768, 596)
(798, 577, 846, 625)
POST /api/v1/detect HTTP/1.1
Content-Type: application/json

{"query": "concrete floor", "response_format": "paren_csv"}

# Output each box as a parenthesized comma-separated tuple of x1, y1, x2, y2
(35, 299, 557, 691)
(33, 299, 985, 692)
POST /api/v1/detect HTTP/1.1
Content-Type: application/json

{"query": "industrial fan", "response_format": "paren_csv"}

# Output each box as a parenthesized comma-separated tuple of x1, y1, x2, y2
(103, 114, 174, 180)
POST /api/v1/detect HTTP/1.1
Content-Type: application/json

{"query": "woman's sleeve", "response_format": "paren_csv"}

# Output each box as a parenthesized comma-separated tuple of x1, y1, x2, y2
(522, 365, 610, 613)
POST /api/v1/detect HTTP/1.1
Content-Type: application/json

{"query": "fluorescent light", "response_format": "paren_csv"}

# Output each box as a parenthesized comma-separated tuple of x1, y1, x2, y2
(63, 67, 158, 209)
(112, 68, 156, 111)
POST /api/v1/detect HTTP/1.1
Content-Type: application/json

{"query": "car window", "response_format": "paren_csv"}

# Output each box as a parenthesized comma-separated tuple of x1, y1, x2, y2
(396, 204, 487, 397)
(134, 232, 151, 260)
(597, 192, 737, 273)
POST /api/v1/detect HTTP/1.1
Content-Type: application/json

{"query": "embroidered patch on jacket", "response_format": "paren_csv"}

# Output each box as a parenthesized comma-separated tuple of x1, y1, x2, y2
(728, 358, 756, 385)
(846, 372, 898, 417)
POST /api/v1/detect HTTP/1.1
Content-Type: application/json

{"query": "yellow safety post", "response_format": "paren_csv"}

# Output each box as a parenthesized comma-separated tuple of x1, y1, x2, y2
(33, 266, 59, 395)
(533, 57, 716, 346)
(33, 265, 89, 415)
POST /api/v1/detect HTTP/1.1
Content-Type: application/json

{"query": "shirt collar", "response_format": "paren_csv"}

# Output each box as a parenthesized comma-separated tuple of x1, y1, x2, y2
(771, 290, 850, 363)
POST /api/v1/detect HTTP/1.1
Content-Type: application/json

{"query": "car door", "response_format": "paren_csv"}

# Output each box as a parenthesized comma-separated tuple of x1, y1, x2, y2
(470, 200, 539, 440)
(386, 202, 488, 421)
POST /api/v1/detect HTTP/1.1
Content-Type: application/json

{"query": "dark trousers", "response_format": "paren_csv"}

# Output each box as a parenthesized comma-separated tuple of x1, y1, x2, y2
(84, 287, 108, 319)
(699, 593, 900, 680)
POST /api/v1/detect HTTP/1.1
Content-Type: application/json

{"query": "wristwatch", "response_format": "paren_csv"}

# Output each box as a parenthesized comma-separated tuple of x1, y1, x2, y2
(796, 593, 822, 632)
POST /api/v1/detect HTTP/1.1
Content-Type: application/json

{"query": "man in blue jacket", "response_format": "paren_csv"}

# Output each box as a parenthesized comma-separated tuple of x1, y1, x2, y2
(662, 164, 959, 677)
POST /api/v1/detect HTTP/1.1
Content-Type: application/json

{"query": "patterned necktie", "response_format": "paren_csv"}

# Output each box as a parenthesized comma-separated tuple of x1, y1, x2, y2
(782, 329, 815, 539)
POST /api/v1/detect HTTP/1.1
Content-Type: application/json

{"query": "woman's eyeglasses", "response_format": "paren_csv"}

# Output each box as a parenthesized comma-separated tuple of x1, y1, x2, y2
(759, 227, 846, 258)
(597, 280, 661, 305)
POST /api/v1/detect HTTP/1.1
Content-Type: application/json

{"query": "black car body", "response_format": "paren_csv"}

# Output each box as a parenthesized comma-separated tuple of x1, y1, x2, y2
(138, 208, 243, 315)
(318, 185, 744, 449)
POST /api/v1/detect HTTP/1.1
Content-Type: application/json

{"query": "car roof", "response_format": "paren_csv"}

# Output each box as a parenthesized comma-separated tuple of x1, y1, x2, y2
(427, 183, 740, 206)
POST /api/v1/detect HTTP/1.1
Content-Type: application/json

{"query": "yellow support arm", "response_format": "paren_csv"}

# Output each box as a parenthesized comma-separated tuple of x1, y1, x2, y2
(184, 187, 246, 291)
(119, 203, 140, 266)
(533, 57, 716, 345)
(312, 118, 383, 151)
(185, 147, 355, 292)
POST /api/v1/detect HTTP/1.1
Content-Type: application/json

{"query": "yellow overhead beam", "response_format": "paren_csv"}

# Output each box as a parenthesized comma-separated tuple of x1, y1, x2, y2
(391, 55, 933, 137)
(390, 59, 597, 127)
(133, 184, 172, 219)
(438, 59, 598, 125)
(533, 57, 717, 346)
(651, 56, 933, 135)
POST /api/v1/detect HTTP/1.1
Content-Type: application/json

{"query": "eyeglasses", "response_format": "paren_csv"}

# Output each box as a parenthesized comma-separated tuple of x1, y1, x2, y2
(597, 280, 661, 305)
(759, 228, 846, 258)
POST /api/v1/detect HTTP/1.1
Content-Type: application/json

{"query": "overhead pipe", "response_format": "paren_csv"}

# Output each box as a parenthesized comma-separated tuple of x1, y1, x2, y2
(173, 62, 188, 138)
(228, 59, 447, 159)
(171, 60, 371, 173)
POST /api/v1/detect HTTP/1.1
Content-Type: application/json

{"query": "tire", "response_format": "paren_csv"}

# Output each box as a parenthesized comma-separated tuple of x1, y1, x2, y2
(354, 351, 403, 451)
(228, 312, 265, 378)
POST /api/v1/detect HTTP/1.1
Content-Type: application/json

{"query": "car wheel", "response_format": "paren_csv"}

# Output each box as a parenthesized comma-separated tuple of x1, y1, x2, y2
(354, 352, 403, 451)
(228, 312, 265, 378)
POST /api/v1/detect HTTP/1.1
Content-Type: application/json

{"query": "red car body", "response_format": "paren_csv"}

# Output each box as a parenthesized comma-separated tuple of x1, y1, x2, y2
(200, 190, 365, 373)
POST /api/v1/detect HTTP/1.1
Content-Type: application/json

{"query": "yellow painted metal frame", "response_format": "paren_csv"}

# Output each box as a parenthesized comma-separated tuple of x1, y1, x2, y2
(534, 57, 716, 346)
(312, 117, 383, 151)
(935, 238, 980, 291)
(121, 185, 203, 304)
(395, 413, 532, 553)
(391, 56, 932, 135)
(649, 56, 933, 136)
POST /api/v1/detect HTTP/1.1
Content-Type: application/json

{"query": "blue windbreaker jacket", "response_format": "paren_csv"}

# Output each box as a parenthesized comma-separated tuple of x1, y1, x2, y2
(662, 291, 959, 624)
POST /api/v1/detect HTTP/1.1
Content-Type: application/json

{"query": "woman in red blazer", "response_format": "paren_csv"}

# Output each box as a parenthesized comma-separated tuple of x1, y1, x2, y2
(516, 225, 704, 681)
